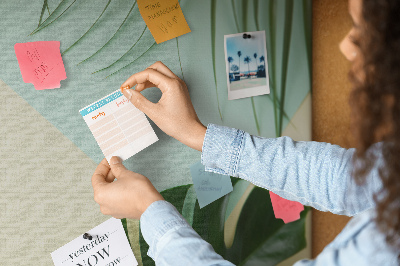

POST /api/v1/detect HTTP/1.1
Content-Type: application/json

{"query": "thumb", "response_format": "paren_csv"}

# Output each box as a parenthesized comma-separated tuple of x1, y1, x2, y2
(109, 156, 128, 178)
(122, 89, 155, 116)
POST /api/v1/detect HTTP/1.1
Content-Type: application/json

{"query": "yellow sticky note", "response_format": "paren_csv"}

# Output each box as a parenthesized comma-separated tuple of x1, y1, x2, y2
(137, 0, 191, 44)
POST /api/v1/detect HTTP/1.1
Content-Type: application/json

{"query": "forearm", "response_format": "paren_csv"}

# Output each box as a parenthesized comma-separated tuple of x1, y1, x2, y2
(140, 200, 234, 266)
(201, 124, 380, 216)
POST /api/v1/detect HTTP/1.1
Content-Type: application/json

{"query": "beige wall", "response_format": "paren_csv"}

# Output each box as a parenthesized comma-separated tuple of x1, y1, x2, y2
(312, 0, 353, 257)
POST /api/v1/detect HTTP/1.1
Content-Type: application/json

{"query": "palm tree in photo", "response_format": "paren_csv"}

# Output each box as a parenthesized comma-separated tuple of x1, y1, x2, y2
(227, 56, 234, 73)
(237, 50, 242, 78)
(260, 55, 266, 73)
(244, 56, 251, 78)
(253, 53, 258, 73)
(258, 55, 266, 77)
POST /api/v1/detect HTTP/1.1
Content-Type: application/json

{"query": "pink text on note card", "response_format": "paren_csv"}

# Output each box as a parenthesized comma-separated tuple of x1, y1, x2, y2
(14, 41, 67, 90)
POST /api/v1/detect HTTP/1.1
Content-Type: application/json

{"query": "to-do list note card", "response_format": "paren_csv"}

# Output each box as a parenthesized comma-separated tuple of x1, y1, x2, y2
(79, 90, 158, 162)
(137, 0, 191, 43)
(14, 41, 67, 90)
(190, 161, 233, 208)
(51, 218, 138, 266)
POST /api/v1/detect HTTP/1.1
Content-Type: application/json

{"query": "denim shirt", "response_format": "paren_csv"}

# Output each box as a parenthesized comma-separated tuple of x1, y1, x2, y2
(140, 124, 399, 265)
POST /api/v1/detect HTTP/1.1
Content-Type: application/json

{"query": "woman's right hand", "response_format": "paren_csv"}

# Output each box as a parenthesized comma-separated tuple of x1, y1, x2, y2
(120, 61, 207, 151)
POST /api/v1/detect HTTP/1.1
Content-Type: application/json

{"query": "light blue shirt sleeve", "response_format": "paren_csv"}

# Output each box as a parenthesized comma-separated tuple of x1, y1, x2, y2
(140, 200, 234, 265)
(139, 124, 395, 266)
(201, 124, 382, 216)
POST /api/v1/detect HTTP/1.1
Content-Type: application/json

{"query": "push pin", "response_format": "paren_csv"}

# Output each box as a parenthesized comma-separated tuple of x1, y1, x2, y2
(242, 33, 252, 39)
(83, 233, 97, 241)
(120, 85, 130, 92)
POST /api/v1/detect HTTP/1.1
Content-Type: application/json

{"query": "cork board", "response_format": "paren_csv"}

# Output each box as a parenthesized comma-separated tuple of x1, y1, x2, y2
(312, 0, 353, 257)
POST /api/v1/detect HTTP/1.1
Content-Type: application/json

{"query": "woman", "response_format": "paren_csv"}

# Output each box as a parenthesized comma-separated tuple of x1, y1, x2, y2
(91, 0, 400, 264)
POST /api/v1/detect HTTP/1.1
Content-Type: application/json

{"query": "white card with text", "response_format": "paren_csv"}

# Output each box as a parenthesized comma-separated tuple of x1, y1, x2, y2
(79, 89, 158, 163)
(51, 218, 137, 266)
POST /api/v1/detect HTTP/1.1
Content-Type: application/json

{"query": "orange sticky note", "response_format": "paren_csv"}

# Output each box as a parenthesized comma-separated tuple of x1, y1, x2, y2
(137, 0, 191, 44)
(14, 41, 66, 90)
(269, 191, 304, 224)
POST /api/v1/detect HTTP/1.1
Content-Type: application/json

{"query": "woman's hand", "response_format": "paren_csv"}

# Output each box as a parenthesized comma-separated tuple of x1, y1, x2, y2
(120, 61, 207, 152)
(91, 157, 164, 220)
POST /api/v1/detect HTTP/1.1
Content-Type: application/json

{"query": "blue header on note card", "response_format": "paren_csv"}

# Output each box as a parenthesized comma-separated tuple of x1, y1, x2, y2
(80, 91, 123, 116)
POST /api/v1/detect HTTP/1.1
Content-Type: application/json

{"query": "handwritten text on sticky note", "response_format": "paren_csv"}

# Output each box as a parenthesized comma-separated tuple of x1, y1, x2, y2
(14, 41, 66, 90)
(137, 0, 191, 44)
(269, 191, 304, 223)
(190, 161, 233, 209)
(51, 218, 138, 266)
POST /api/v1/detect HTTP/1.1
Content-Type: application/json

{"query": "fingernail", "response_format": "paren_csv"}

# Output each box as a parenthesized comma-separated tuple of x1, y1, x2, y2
(110, 156, 122, 165)
(124, 89, 133, 100)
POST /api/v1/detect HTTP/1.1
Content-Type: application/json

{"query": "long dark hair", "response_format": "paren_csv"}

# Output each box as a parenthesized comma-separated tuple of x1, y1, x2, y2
(350, 0, 400, 253)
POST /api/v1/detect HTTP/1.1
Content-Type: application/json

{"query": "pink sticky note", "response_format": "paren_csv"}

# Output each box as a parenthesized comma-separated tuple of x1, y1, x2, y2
(269, 191, 304, 223)
(14, 41, 66, 90)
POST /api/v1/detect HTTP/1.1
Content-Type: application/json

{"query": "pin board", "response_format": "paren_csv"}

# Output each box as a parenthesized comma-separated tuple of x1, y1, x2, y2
(0, 0, 311, 265)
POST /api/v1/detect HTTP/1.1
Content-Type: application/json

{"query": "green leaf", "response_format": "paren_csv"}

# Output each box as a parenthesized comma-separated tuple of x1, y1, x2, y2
(254, 0, 260, 31)
(92, 26, 148, 75)
(176, 37, 185, 81)
(121, 218, 131, 246)
(242, 0, 248, 33)
(104, 41, 157, 79)
(191, 190, 229, 255)
(230, 176, 241, 186)
(268, 0, 279, 137)
(211, 0, 223, 120)
(225, 179, 250, 222)
(251, 97, 261, 135)
(302, 0, 312, 93)
(226, 187, 309, 265)
(181, 185, 197, 225)
(46, 1, 51, 15)
(38, 0, 48, 27)
(78, 1, 137, 65)
(231, 0, 240, 32)
(30, 0, 77, 36)
(62, 0, 112, 55)
(33, 0, 66, 32)
(278, 0, 294, 137)
(242, 208, 308, 265)
(266, 94, 297, 130)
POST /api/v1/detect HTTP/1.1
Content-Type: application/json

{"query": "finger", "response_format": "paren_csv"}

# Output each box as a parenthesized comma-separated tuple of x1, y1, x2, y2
(109, 156, 129, 178)
(122, 89, 158, 116)
(135, 61, 179, 91)
(136, 81, 156, 92)
(105, 169, 116, 183)
(92, 159, 111, 189)
(121, 68, 173, 94)
(147, 61, 177, 79)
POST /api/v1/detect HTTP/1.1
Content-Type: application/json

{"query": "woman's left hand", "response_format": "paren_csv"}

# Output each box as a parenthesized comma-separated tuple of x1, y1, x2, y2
(91, 156, 164, 219)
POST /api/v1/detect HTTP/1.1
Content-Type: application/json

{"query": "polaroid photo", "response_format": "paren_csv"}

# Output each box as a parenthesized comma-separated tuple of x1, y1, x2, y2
(224, 30, 270, 100)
